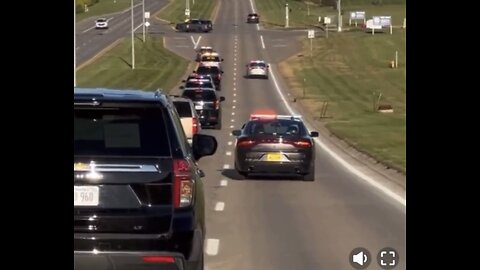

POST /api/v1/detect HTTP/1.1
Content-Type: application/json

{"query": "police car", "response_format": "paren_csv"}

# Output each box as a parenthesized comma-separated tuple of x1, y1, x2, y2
(246, 60, 269, 79)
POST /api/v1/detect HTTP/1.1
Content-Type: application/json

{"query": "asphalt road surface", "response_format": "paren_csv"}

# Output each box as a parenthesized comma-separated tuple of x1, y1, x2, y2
(76, 0, 406, 269)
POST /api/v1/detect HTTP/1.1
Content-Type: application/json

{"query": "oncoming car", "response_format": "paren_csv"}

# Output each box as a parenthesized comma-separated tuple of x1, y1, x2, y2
(232, 114, 319, 181)
(95, 18, 108, 29)
(246, 60, 269, 79)
(247, 13, 260, 23)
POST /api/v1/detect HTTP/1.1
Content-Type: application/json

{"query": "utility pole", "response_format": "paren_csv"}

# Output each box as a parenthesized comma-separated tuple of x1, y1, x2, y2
(285, 2, 289, 28)
(131, 0, 135, 69)
(337, 0, 342, 32)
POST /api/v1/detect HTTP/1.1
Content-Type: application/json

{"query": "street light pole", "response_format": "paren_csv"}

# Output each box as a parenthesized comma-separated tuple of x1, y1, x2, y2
(285, 2, 289, 28)
(142, 0, 145, 42)
(337, 0, 342, 32)
(131, 0, 135, 69)
(74, 0, 76, 87)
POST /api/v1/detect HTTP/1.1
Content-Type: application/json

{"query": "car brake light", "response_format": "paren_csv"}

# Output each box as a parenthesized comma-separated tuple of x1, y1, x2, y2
(173, 159, 193, 208)
(143, 256, 175, 263)
(237, 138, 256, 147)
(192, 117, 199, 134)
(292, 139, 312, 148)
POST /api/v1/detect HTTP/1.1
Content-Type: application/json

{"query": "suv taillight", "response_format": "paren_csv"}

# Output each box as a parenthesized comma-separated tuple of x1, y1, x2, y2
(214, 100, 220, 110)
(192, 117, 199, 134)
(173, 159, 193, 208)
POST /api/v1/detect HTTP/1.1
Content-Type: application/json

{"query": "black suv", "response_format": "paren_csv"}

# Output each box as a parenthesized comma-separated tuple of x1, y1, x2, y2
(181, 88, 225, 129)
(175, 19, 213, 33)
(196, 66, 223, 91)
(74, 88, 218, 270)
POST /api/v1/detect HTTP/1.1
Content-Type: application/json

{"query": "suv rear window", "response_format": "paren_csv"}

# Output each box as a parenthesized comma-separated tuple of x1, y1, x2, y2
(173, 101, 193, 117)
(197, 66, 221, 75)
(182, 90, 217, 101)
(74, 107, 171, 156)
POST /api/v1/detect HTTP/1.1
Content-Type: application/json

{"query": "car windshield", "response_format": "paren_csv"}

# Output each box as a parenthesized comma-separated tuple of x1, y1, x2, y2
(74, 107, 171, 156)
(244, 119, 306, 136)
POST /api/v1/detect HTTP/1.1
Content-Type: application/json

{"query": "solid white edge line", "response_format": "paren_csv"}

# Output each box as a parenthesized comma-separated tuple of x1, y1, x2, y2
(269, 69, 406, 206)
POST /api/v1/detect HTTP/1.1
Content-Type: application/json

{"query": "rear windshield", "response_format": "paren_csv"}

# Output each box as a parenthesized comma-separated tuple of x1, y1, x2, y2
(74, 107, 171, 156)
(173, 101, 193, 117)
(249, 62, 267, 68)
(185, 81, 214, 89)
(244, 119, 307, 136)
(201, 56, 221, 62)
(182, 90, 217, 101)
(197, 66, 221, 75)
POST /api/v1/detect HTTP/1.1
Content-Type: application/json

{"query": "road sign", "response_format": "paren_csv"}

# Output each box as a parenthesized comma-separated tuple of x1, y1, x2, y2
(308, 30, 315, 39)
(324, 17, 331, 24)
(145, 12, 150, 19)
(145, 21, 150, 27)
(350, 11, 366, 20)
(185, 8, 190, 17)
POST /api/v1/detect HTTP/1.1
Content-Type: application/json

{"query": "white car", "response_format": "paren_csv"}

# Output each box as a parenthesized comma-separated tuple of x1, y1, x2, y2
(199, 52, 224, 70)
(171, 96, 201, 144)
(95, 18, 109, 29)
(246, 60, 269, 79)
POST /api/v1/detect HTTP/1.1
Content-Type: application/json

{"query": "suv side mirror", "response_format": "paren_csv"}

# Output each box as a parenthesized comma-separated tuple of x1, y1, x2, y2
(221, 58, 224, 62)
(179, 86, 185, 89)
(181, 79, 186, 82)
(192, 134, 218, 160)
(310, 131, 319, 137)
(232, 130, 241, 136)
(219, 96, 226, 102)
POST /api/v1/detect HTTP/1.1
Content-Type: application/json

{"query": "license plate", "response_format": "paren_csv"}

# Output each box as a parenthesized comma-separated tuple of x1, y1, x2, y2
(74, 186, 99, 206)
(266, 152, 282, 162)
(195, 105, 203, 110)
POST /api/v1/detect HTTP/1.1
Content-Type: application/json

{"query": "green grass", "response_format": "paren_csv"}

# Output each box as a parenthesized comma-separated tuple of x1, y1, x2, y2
(256, 0, 405, 29)
(156, 0, 218, 23)
(76, 0, 132, 22)
(263, 1, 406, 171)
(77, 36, 189, 92)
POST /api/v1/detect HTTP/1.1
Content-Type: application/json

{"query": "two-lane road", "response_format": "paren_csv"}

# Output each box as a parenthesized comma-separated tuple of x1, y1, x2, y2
(75, 0, 169, 65)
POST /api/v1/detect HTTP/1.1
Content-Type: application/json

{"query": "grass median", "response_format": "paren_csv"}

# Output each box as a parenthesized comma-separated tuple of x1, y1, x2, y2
(156, 0, 218, 23)
(76, 0, 132, 22)
(77, 36, 189, 92)
(260, 0, 406, 172)
(256, 0, 405, 29)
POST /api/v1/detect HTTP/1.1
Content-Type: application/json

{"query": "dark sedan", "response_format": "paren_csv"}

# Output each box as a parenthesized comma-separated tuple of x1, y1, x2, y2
(232, 114, 318, 181)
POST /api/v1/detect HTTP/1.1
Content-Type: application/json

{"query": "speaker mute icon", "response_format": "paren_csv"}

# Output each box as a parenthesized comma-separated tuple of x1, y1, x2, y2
(349, 247, 371, 269)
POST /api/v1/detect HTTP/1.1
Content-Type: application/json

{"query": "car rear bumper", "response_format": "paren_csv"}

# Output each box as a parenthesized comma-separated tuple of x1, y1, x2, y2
(74, 250, 186, 270)
(235, 160, 312, 175)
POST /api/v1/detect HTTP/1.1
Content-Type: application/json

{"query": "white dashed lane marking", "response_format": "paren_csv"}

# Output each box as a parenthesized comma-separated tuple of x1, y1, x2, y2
(205, 239, 220, 256)
(214, 202, 225, 211)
